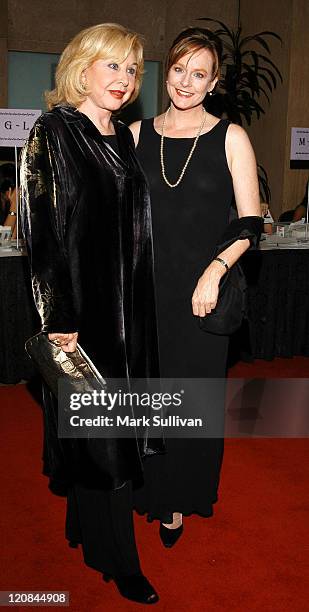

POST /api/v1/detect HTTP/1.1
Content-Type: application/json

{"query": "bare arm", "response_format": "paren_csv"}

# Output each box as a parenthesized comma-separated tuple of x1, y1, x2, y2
(4, 215, 17, 236)
(192, 124, 261, 317)
(129, 120, 142, 147)
(4, 188, 17, 238)
(217, 124, 261, 265)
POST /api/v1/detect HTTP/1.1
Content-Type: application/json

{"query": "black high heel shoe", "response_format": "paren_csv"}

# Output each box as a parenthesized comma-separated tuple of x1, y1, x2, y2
(102, 572, 159, 604)
(159, 522, 183, 548)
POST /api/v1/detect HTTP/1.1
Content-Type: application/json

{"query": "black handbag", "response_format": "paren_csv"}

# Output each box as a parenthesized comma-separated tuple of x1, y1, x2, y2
(198, 261, 247, 336)
(198, 215, 263, 336)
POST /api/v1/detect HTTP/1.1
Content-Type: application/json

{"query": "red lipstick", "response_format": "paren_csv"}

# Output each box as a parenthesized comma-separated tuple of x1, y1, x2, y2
(109, 90, 125, 99)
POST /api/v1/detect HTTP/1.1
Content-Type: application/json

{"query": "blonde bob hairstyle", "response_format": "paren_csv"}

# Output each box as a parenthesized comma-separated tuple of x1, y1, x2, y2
(45, 23, 144, 110)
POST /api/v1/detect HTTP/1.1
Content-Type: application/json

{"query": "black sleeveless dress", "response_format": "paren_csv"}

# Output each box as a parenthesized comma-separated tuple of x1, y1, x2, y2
(134, 118, 234, 522)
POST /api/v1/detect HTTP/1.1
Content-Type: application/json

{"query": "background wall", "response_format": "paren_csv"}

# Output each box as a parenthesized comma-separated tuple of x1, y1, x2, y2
(1, 0, 308, 218)
(239, 0, 292, 219)
(0, 0, 8, 108)
(8, 0, 167, 59)
(282, 0, 309, 211)
(8, 51, 60, 109)
(7, 51, 160, 121)
(241, 0, 309, 219)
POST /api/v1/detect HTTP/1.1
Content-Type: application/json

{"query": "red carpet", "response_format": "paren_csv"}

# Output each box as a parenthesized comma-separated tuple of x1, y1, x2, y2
(229, 356, 309, 378)
(1, 359, 309, 611)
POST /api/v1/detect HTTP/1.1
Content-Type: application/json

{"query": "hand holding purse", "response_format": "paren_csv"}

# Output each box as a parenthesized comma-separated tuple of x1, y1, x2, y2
(198, 260, 247, 335)
(25, 332, 107, 397)
(198, 216, 263, 336)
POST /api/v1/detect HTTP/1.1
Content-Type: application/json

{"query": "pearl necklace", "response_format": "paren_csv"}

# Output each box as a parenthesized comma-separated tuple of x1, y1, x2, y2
(160, 106, 207, 188)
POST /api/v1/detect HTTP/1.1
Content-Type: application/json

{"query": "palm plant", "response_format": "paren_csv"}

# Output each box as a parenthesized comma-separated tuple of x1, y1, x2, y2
(199, 18, 282, 125)
(257, 164, 271, 204)
(198, 18, 283, 202)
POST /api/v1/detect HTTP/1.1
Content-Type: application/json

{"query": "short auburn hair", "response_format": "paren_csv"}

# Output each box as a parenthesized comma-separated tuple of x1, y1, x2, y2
(166, 27, 222, 80)
(46, 23, 144, 109)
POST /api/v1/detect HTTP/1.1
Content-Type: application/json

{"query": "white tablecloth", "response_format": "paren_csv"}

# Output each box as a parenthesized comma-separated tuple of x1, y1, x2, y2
(259, 240, 309, 250)
(0, 247, 27, 257)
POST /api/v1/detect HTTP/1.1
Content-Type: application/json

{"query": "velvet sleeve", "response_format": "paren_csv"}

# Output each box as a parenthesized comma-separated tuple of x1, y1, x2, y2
(20, 120, 78, 333)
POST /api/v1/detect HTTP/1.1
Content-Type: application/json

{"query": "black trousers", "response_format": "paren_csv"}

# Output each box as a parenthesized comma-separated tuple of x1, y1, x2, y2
(65, 481, 141, 577)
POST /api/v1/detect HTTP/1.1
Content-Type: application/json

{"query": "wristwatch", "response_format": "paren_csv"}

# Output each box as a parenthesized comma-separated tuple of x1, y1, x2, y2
(214, 256, 229, 272)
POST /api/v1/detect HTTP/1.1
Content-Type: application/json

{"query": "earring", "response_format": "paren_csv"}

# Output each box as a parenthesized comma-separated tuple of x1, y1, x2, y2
(81, 71, 87, 91)
(209, 90, 213, 96)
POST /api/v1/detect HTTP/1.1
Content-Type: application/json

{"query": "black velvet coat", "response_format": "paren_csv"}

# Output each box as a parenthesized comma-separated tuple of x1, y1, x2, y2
(20, 105, 162, 491)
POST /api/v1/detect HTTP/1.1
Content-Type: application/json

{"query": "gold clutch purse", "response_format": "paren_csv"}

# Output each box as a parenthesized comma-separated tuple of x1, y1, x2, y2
(25, 332, 107, 397)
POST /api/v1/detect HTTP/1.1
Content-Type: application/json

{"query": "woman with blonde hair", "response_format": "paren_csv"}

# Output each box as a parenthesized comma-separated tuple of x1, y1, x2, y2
(21, 23, 159, 604)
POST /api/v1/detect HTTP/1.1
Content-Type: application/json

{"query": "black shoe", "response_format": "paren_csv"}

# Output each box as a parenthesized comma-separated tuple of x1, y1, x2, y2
(102, 572, 159, 604)
(159, 522, 183, 548)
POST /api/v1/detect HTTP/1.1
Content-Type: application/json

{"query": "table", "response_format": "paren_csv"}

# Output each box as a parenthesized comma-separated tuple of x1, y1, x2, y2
(0, 249, 39, 383)
(232, 248, 309, 361)
(1, 246, 309, 384)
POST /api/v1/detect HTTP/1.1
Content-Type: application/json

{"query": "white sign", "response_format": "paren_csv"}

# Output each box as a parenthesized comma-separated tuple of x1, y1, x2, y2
(0, 108, 41, 147)
(290, 127, 309, 161)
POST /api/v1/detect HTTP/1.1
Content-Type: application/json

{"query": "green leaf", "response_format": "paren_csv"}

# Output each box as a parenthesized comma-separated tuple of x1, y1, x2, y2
(258, 66, 277, 88)
(197, 17, 234, 38)
(221, 51, 231, 59)
(246, 50, 260, 72)
(241, 50, 260, 70)
(258, 72, 275, 92)
(255, 31, 282, 44)
(242, 62, 260, 79)
(240, 31, 282, 50)
(257, 85, 271, 103)
(221, 41, 236, 53)
(240, 34, 271, 53)
(253, 100, 265, 113)
(240, 70, 259, 92)
(209, 29, 233, 38)
(257, 163, 271, 203)
(234, 26, 242, 47)
(257, 164, 269, 181)
(258, 55, 283, 81)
